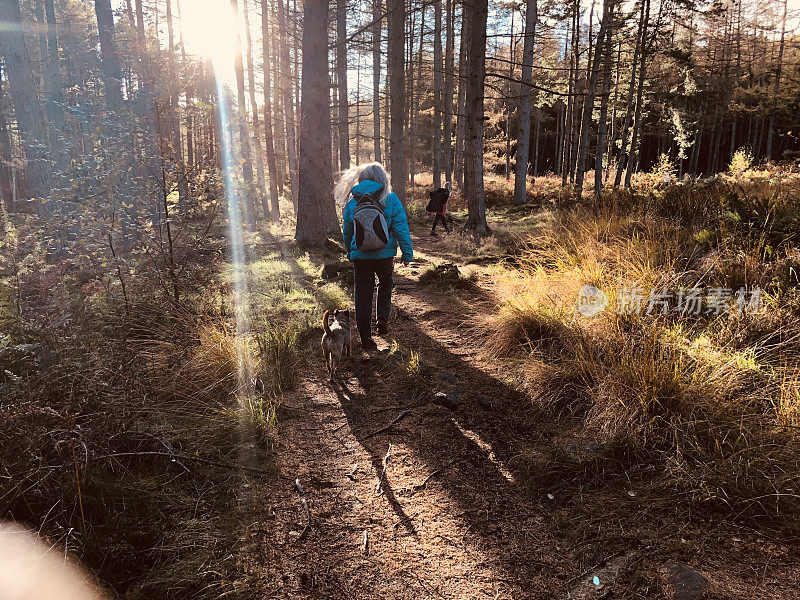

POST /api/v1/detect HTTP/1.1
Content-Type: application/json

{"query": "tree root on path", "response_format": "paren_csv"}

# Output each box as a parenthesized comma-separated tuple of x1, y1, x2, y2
(363, 410, 412, 439)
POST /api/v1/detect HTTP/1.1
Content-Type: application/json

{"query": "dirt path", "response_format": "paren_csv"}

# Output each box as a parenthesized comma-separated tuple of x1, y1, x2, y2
(239, 232, 799, 599)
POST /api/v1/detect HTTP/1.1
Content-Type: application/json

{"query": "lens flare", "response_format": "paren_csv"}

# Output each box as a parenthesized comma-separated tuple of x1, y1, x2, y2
(214, 76, 253, 407)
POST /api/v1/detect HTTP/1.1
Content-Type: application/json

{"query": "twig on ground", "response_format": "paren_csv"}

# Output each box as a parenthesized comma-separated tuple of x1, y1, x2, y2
(411, 459, 459, 494)
(364, 410, 411, 439)
(375, 443, 393, 495)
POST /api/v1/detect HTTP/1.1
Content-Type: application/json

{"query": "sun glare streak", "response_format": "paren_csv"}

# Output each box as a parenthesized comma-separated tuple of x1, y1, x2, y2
(181, 0, 238, 82)
(215, 76, 253, 415)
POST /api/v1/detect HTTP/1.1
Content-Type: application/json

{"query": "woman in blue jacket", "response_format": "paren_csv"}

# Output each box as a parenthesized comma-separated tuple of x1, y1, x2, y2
(338, 163, 413, 351)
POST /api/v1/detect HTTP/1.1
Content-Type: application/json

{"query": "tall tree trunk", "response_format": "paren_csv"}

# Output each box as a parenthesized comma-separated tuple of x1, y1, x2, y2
(0, 0, 52, 200)
(462, 0, 488, 234)
(764, 0, 787, 161)
(0, 64, 14, 205)
(336, 0, 350, 171)
(166, 0, 189, 210)
(43, 0, 64, 144)
(387, 0, 406, 204)
(453, 3, 469, 189)
(295, 0, 337, 243)
(93, 0, 123, 110)
(560, 3, 577, 186)
(432, 0, 443, 188)
(230, 0, 257, 220)
(442, 0, 454, 183)
(532, 107, 540, 176)
(409, 5, 423, 184)
(242, 0, 268, 215)
(613, 0, 644, 187)
(32, 0, 62, 165)
(278, 0, 298, 205)
(574, 0, 611, 197)
(594, 6, 613, 198)
(384, 56, 390, 161)
(505, 8, 514, 181)
(512, 0, 537, 205)
(623, 0, 649, 188)
(261, 0, 281, 216)
(372, 0, 382, 163)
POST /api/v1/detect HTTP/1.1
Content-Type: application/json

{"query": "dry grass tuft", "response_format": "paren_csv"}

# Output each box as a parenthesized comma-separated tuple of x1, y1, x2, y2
(479, 174, 800, 522)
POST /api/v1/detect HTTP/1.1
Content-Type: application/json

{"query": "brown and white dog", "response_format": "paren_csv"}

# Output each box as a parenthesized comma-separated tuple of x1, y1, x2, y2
(321, 309, 351, 382)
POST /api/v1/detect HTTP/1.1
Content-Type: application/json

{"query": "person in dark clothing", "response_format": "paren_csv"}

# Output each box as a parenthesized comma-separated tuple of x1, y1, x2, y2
(339, 163, 414, 352)
(427, 182, 451, 236)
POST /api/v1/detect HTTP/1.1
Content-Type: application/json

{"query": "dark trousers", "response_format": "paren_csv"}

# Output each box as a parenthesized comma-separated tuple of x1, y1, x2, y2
(353, 257, 394, 343)
(431, 213, 450, 232)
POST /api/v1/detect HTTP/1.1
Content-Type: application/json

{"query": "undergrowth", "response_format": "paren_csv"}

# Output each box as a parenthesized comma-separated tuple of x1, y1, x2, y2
(477, 172, 800, 529)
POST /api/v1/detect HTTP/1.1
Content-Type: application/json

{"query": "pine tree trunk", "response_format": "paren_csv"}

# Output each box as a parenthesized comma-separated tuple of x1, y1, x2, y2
(261, 0, 281, 217)
(43, 0, 64, 144)
(384, 59, 390, 161)
(613, 0, 644, 187)
(295, 0, 338, 244)
(337, 0, 350, 171)
(93, 0, 123, 110)
(0, 64, 14, 205)
(278, 0, 298, 206)
(453, 3, 469, 190)
(372, 0, 382, 163)
(166, 0, 189, 210)
(462, 0, 488, 234)
(242, 0, 268, 215)
(432, 0, 443, 188)
(764, 0, 787, 161)
(594, 8, 613, 198)
(442, 0, 454, 183)
(623, 0, 649, 188)
(512, 0, 537, 205)
(533, 109, 540, 176)
(230, 0, 257, 219)
(0, 0, 52, 200)
(574, 0, 611, 197)
(409, 5, 424, 185)
(387, 0, 406, 204)
(560, 2, 577, 186)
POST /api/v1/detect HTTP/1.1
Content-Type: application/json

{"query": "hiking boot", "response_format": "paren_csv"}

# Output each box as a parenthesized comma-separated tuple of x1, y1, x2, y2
(361, 339, 378, 352)
(377, 318, 389, 335)
(430, 230, 439, 237)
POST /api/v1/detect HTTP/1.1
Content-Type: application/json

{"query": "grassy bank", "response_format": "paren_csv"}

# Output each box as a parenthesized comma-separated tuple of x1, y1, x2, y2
(412, 166, 800, 529)
(0, 201, 343, 596)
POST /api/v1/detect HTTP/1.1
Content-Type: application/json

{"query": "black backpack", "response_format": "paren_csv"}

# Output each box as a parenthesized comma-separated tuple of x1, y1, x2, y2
(426, 187, 450, 213)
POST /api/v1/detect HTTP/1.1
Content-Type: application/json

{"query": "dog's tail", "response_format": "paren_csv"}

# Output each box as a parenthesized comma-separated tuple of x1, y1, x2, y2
(322, 310, 332, 335)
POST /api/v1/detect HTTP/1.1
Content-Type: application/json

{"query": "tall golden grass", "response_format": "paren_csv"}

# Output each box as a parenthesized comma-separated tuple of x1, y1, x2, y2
(483, 176, 800, 522)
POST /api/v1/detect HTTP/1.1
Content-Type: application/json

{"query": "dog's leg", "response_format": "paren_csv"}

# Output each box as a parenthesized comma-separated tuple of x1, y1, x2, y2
(330, 353, 338, 383)
(323, 346, 331, 372)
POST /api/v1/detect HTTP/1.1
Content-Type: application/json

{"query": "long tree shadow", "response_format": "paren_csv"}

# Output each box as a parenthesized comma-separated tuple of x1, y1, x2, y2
(324, 317, 573, 595)
(259, 229, 652, 597)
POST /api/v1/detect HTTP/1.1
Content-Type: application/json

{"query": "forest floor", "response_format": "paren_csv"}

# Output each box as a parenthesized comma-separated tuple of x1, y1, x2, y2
(4, 172, 800, 599)
(233, 223, 799, 600)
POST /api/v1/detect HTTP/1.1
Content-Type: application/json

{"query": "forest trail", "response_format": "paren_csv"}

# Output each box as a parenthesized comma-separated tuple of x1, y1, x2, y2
(236, 231, 797, 599)
(239, 232, 572, 599)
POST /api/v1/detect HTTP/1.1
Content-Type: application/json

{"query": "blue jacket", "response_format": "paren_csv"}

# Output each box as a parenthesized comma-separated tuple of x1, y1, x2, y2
(343, 180, 413, 262)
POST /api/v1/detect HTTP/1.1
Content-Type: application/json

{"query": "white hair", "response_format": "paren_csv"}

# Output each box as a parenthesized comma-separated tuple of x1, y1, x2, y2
(334, 162, 392, 208)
